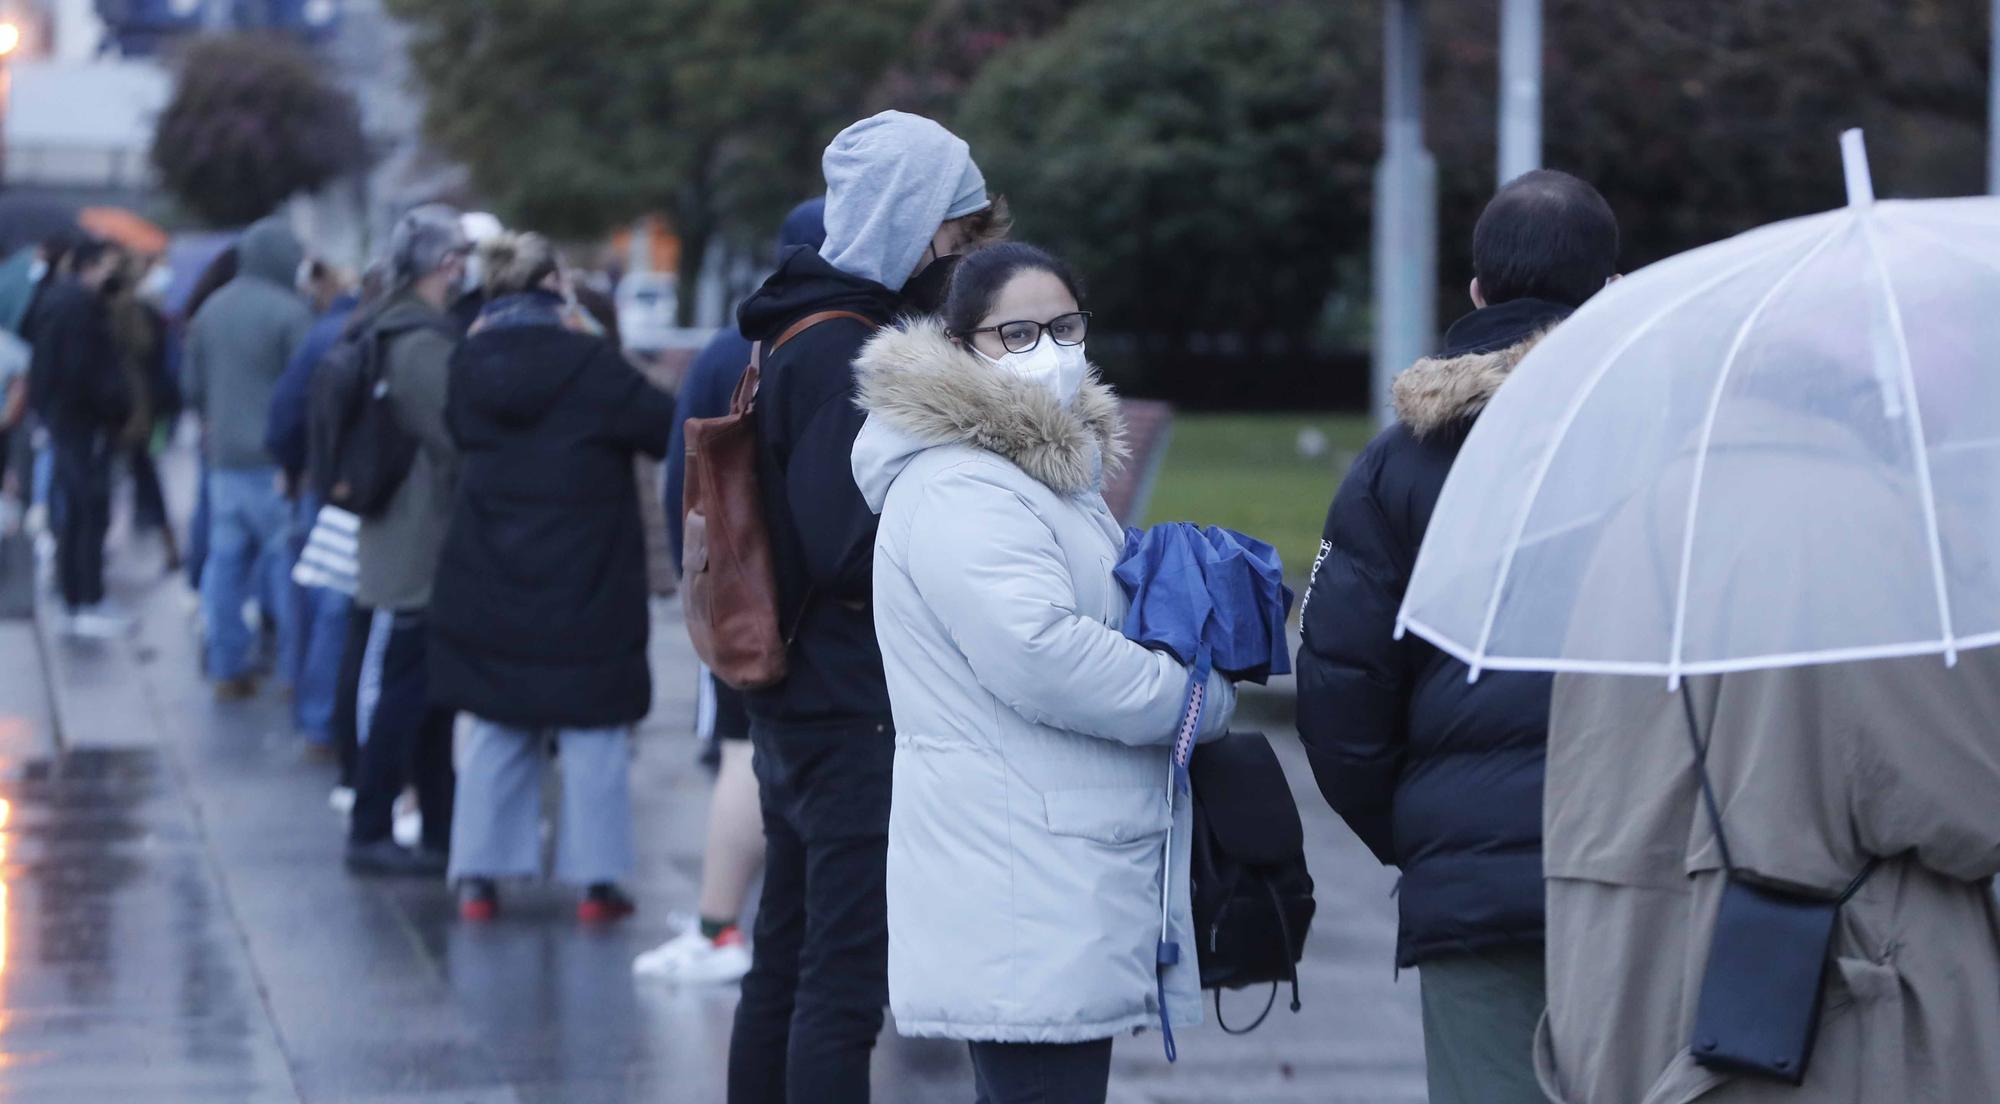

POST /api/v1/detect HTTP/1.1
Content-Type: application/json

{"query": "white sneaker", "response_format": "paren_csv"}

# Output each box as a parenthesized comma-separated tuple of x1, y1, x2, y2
(67, 603, 133, 640)
(633, 927, 751, 984)
(393, 808, 422, 848)
(329, 786, 356, 816)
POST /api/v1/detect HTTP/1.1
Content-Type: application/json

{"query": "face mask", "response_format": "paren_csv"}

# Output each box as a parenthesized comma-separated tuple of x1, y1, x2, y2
(28, 259, 47, 284)
(974, 337, 1090, 408)
(901, 253, 961, 316)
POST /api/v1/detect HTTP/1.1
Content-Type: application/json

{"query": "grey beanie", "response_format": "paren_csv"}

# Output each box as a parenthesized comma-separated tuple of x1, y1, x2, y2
(819, 111, 990, 292)
(388, 203, 468, 281)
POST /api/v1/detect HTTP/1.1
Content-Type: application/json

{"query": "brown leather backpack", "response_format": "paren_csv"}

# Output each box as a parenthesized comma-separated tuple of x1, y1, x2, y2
(681, 310, 876, 690)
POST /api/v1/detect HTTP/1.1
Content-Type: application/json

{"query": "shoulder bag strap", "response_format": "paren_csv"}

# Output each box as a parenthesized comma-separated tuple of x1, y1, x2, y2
(733, 310, 876, 418)
(1678, 682, 1877, 899)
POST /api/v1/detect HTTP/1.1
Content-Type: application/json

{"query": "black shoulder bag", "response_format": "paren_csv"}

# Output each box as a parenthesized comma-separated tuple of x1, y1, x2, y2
(1680, 684, 1877, 1085)
(1188, 731, 1317, 1034)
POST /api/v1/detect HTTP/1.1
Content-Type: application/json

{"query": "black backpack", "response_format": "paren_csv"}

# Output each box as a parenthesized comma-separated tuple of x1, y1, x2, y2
(307, 314, 447, 516)
(1189, 731, 1317, 1033)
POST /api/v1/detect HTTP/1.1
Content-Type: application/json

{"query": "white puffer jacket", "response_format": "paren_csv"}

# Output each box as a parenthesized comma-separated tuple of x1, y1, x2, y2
(851, 318, 1236, 1044)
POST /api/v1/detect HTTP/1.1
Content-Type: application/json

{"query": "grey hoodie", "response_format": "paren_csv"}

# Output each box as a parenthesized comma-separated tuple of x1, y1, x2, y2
(186, 216, 313, 470)
(819, 111, 989, 292)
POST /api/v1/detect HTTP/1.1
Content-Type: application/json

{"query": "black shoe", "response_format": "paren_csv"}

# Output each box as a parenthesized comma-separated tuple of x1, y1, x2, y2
(578, 883, 636, 924)
(345, 839, 448, 878)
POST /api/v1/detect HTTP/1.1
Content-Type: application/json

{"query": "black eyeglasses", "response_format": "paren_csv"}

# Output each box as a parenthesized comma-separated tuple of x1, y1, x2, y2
(961, 311, 1092, 354)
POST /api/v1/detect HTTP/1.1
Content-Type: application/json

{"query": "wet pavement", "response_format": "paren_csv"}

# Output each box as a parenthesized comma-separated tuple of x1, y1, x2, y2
(0, 447, 1426, 1103)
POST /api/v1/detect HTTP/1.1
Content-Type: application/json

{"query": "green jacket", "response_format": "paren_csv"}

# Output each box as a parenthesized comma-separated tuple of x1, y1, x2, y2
(355, 294, 459, 611)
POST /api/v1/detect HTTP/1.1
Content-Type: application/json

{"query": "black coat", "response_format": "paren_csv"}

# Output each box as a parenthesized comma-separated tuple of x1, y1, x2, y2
(428, 303, 676, 729)
(735, 246, 903, 726)
(1296, 298, 1571, 969)
(27, 279, 130, 436)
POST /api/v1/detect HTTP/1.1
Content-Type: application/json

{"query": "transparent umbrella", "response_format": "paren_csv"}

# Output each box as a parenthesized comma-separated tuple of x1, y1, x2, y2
(1398, 131, 2000, 685)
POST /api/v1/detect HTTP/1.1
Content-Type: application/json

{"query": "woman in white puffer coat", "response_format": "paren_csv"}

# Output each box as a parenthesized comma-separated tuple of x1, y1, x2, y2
(850, 243, 1236, 1104)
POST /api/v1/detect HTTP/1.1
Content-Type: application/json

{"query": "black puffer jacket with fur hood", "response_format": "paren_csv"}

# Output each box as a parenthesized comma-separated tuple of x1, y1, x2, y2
(1295, 297, 1571, 969)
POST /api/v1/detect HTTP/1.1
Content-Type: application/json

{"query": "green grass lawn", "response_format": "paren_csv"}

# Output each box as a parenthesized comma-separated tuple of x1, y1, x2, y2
(1141, 413, 1378, 583)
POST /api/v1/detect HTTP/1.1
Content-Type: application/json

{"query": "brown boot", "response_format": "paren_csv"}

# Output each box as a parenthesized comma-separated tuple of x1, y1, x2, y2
(213, 675, 259, 703)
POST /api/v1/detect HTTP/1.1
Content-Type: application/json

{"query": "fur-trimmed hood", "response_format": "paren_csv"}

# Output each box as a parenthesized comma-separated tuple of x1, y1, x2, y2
(1390, 335, 1543, 438)
(851, 317, 1127, 510)
(1391, 297, 1573, 438)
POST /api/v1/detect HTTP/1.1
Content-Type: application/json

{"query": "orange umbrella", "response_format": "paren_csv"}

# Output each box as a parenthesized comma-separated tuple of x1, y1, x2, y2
(78, 207, 169, 256)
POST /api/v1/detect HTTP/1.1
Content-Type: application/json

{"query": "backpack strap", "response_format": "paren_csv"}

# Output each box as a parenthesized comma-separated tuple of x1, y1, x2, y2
(736, 310, 880, 416)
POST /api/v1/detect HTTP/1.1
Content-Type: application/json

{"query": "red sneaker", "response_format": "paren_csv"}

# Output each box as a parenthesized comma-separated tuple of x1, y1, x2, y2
(578, 883, 636, 924)
(458, 879, 499, 923)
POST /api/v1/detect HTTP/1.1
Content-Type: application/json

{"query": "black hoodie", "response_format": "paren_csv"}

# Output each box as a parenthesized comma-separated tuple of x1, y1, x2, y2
(736, 246, 903, 727)
(427, 295, 677, 729)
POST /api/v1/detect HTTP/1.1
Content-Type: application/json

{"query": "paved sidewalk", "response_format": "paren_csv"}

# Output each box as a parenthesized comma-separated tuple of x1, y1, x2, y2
(0, 449, 1425, 1103)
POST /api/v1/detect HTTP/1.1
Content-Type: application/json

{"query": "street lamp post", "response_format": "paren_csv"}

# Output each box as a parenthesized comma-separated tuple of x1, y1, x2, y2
(1989, 0, 1999, 194)
(1372, 0, 1437, 425)
(1497, 0, 1542, 186)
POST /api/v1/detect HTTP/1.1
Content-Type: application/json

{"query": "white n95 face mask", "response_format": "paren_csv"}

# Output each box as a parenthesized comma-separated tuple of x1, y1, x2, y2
(975, 338, 1090, 408)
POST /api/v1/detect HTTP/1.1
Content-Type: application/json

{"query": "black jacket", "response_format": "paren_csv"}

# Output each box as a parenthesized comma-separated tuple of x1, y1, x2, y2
(27, 279, 130, 436)
(428, 296, 676, 729)
(1296, 297, 1571, 969)
(736, 246, 902, 726)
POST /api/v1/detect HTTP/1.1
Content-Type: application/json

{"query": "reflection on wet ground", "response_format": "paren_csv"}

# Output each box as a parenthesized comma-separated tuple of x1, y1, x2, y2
(0, 746, 292, 1100)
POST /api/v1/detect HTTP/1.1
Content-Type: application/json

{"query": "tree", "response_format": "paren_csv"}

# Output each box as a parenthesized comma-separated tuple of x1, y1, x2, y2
(953, 0, 1377, 397)
(151, 33, 368, 229)
(386, 0, 928, 324)
(1424, 0, 1992, 315)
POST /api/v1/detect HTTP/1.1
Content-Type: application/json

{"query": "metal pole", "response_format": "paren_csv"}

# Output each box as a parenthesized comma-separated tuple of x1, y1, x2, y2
(1989, 0, 1999, 194)
(1498, 0, 1543, 186)
(1373, 0, 1437, 426)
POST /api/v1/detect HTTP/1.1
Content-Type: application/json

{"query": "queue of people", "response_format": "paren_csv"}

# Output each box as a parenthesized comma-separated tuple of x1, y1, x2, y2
(10, 103, 1997, 1104)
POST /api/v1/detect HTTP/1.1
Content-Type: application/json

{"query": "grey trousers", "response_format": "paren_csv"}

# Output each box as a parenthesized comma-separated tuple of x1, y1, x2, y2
(1418, 943, 1547, 1104)
(447, 718, 635, 886)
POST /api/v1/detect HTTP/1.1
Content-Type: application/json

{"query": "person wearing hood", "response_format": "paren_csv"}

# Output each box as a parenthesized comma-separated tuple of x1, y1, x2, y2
(726, 111, 1008, 1104)
(29, 238, 133, 638)
(1293, 170, 1619, 1104)
(638, 196, 825, 986)
(428, 232, 674, 923)
(852, 243, 1236, 1103)
(345, 204, 468, 878)
(187, 214, 315, 698)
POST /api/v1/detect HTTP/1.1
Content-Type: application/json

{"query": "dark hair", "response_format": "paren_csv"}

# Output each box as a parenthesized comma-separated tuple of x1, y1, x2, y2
(1472, 169, 1619, 308)
(69, 238, 115, 275)
(941, 242, 1082, 338)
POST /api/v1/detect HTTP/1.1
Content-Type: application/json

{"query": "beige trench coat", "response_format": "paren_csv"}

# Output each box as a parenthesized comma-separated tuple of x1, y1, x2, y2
(1537, 406, 2000, 1102)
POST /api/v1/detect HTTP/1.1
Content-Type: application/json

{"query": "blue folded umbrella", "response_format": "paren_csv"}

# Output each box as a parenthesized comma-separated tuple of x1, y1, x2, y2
(1115, 522, 1295, 1062)
(1117, 523, 1295, 789)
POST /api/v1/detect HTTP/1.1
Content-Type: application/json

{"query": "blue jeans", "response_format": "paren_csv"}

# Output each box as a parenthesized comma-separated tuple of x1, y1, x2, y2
(285, 497, 350, 743)
(201, 467, 291, 681)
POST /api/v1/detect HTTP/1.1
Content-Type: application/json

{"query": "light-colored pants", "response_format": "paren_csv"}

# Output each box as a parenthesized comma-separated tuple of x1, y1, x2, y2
(1419, 944, 1547, 1104)
(447, 719, 635, 886)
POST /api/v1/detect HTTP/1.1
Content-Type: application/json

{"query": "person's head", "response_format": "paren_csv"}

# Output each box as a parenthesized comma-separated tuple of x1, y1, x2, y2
(458, 211, 505, 294)
(476, 231, 563, 298)
(37, 233, 81, 282)
(1471, 169, 1619, 309)
(942, 243, 1091, 407)
(388, 203, 470, 308)
(819, 110, 1007, 292)
(69, 240, 120, 293)
(297, 258, 354, 314)
(776, 197, 827, 261)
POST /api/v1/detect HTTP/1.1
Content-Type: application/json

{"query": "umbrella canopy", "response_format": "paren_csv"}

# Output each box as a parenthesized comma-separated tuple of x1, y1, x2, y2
(0, 194, 84, 255)
(1117, 523, 1295, 784)
(1399, 132, 2000, 685)
(79, 207, 169, 256)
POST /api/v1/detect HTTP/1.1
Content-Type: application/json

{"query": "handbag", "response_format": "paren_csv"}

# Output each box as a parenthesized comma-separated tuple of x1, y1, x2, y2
(1187, 732, 1316, 1033)
(1679, 685, 1876, 1085)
